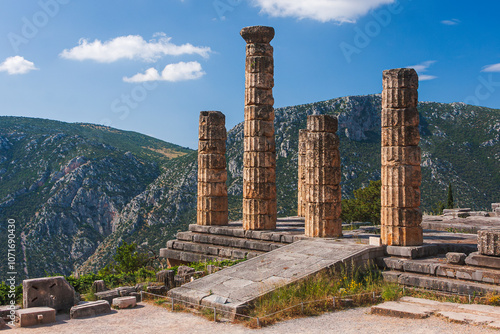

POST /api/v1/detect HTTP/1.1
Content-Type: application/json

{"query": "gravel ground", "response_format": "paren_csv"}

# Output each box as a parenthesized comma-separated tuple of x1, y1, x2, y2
(7, 303, 498, 333)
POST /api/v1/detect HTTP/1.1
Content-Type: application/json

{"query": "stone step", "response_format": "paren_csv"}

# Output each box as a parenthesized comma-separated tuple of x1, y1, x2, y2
(370, 301, 435, 319)
(175, 231, 286, 252)
(379, 257, 500, 285)
(163, 240, 266, 260)
(382, 270, 500, 295)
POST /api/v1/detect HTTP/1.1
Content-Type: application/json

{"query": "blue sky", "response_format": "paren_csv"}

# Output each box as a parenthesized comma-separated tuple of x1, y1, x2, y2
(0, 0, 499, 148)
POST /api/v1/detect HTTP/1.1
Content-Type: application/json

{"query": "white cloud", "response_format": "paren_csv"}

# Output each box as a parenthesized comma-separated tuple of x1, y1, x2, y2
(0, 56, 38, 75)
(482, 63, 500, 72)
(250, 0, 395, 23)
(60, 33, 211, 63)
(441, 19, 460, 25)
(123, 61, 206, 83)
(407, 60, 437, 81)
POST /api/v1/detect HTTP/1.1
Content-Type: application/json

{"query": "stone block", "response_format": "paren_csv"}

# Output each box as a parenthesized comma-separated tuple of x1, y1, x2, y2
(381, 165, 421, 187)
(117, 286, 136, 297)
(243, 213, 276, 230)
(156, 270, 175, 289)
(305, 167, 342, 185)
(381, 146, 421, 166)
(198, 154, 226, 169)
(305, 148, 340, 168)
(198, 124, 226, 141)
(92, 280, 107, 293)
(197, 211, 228, 226)
(381, 185, 420, 208)
(0, 317, 6, 329)
(307, 115, 338, 133)
(243, 182, 276, 200)
(304, 216, 342, 238)
(198, 182, 227, 197)
(381, 126, 420, 147)
(381, 107, 419, 127)
(178, 266, 196, 277)
(244, 120, 274, 138)
(244, 105, 274, 121)
(243, 151, 276, 168)
(244, 135, 275, 152)
(198, 139, 225, 154)
(23, 276, 76, 312)
(95, 289, 120, 304)
(0, 304, 19, 321)
(245, 88, 274, 105)
(243, 167, 276, 184)
(306, 132, 339, 152)
(446, 252, 467, 265)
(477, 230, 500, 256)
(70, 300, 111, 319)
(112, 296, 136, 309)
(298, 129, 308, 153)
(306, 184, 341, 203)
(245, 56, 273, 74)
(197, 196, 228, 212)
(198, 168, 227, 183)
(381, 225, 423, 246)
(381, 207, 422, 227)
(241, 25, 275, 44)
(369, 237, 382, 246)
(15, 307, 56, 327)
(245, 72, 274, 89)
(382, 68, 419, 89)
(243, 198, 276, 215)
(246, 43, 273, 57)
(382, 88, 418, 108)
(306, 202, 341, 220)
(199, 110, 225, 126)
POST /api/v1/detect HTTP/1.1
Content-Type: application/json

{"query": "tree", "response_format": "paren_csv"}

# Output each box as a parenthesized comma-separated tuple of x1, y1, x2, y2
(101, 242, 149, 275)
(447, 183, 454, 209)
(341, 180, 381, 224)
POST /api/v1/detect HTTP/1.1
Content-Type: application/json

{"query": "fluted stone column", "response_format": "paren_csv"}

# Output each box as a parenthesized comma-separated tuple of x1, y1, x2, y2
(381, 68, 422, 246)
(297, 129, 307, 217)
(197, 111, 228, 226)
(241, 26, 277, 230)
(305, 115, 342, 238)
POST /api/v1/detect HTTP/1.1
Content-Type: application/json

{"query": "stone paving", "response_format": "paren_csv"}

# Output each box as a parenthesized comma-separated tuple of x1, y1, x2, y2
(168, 238, 384, 316)
(372, 296, 500, 330)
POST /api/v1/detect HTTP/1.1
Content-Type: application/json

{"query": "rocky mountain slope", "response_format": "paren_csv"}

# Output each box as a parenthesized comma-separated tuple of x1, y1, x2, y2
(2, 95, 499, 279)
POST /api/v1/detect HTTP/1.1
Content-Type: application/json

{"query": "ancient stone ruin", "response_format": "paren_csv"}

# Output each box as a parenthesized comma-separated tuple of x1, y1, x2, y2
(381, 68, 423, 246)
(478, 230, 500, 256)
(304, 115, 342, 238)
(197, 111, 228, 226)
(297, 129, 307, 217)
(241, 26, 277, 230)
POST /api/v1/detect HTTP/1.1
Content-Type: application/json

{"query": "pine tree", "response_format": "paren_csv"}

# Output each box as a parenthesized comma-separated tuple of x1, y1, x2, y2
(447, 183, 454, 209)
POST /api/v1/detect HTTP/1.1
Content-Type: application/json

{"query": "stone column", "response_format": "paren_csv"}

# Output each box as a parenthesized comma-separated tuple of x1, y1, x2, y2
(305, 115, 342, 238)
(241, 26, 277, 230)
(381, 68, 422, 246)
(197, 111, 228, 226)
(297, 129, 307, 217)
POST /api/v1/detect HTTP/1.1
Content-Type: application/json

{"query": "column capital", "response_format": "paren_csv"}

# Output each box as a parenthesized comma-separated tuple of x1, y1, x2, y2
(241, 26, 275, 44)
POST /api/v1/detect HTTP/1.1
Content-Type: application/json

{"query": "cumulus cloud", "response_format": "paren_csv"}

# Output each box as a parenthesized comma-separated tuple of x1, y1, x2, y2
(123, 61, 206, 83)
(60, 33, 211, 63)
(250, 0, 395, 23)
(441, 19, 460, 25)
(482, 63, 500, 72)
(408, 60, 437, 81)
(0, 56, 38, 75)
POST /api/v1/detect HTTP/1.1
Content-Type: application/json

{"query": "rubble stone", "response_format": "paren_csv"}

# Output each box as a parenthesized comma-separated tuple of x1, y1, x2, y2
(112, 296, 137, 309)
(70, 300, 111, 319)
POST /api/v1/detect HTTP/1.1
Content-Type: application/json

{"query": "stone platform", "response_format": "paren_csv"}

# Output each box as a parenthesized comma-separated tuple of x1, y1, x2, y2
(372, 296, 500, 329)
(160, 217, 308, 265)
(422, 214, 500, 234)
(168, 238, 384, 317)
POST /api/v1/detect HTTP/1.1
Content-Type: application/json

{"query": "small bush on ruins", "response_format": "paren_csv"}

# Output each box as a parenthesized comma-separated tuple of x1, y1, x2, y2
(341, 180, 381, 224)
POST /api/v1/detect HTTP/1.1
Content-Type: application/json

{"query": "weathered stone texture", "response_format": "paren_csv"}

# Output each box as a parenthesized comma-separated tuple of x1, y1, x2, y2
(304, 115, 341, 238)
(381, 68, 422, 246)
(297, 129, 307, 217)
(15, 307, 56, 327)
(70, 300, 111, 319)
(197, 111, 228, 226)
(23, 276, 76, 312)
(241, 26, 276, 230)
(478, 230, 500, 256)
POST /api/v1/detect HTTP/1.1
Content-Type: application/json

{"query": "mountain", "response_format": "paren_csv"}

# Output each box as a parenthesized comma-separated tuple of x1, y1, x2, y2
(1, 95, 499, 279)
